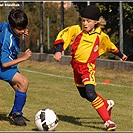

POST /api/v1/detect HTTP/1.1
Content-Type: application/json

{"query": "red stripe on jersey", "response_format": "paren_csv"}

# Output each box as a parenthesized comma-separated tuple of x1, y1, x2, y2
(87, 35, 100, 63)
(113, 49, 119, 54)
(54, 39, 64, 46)
(70, 32, 83, 57)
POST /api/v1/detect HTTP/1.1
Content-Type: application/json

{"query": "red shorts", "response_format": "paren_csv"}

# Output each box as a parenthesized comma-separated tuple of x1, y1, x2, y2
(70, 59, 96, 87)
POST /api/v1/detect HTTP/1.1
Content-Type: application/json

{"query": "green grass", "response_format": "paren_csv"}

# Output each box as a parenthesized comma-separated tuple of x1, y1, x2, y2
(0, 60, 133, 131)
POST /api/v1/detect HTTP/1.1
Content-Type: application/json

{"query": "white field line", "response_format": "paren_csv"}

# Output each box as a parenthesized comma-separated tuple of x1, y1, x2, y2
(20, 68, 133, 89)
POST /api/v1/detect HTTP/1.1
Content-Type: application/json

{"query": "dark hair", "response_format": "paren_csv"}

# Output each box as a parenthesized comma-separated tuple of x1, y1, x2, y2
(8, 9, 28, 29)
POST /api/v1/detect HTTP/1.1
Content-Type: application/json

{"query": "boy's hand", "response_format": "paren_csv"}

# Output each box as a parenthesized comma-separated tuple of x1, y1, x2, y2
(122, 54, 128, 61)
(54, 52, 62, 61)
(23, 49, 32, 60)
(24, 29, 29, 36)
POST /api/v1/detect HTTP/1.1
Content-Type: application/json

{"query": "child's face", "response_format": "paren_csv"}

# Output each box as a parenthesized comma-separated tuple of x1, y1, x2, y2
(12, 27, 28, 37)
(82, 18, 97, 32)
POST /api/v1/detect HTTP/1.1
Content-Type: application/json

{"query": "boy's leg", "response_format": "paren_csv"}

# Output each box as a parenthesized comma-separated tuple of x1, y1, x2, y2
(96, 93, 115, 116)
(84, 84, 111, 122)
(9, 89, 26, 115)
(0, 67, 28, 126)
(1, 68, 29, 126)
(8, 72, 30, 126)
(84, 84, 116, 131)
(74, 62, 116, 130)
(8, 89, 27, 126)
(7, 71, 28, 113)
(77, 85, 114, 122)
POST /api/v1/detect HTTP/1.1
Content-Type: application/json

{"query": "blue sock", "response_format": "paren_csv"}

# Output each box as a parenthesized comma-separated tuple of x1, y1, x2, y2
(11, 89, 26, 115)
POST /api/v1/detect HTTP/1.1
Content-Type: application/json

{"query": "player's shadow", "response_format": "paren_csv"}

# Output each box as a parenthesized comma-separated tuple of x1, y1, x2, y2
(0, 113, 9, 121)
(57, 114, 105, 131)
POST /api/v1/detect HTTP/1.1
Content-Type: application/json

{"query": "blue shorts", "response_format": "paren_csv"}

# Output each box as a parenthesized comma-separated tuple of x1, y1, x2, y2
(0, 66, 19, 85)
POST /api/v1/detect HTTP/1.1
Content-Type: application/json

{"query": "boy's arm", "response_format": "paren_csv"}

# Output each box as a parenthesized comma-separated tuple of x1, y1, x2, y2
(53, 25, 81, 62)
(121, 54, 128, 61)
(54, 43, 63, 62)
(100, 33, 128, 61)
(55, 43, 63, 53)
(2, 49, 32, 68)
(114, 51, 128, 61)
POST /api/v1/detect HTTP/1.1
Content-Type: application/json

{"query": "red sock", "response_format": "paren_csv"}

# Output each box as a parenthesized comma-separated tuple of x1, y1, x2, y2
(91, 96, 111, 122)
(96, 93, 108, 108)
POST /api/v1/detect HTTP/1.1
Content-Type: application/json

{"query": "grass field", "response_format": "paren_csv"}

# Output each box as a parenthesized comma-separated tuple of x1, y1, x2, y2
(0, 60, 133, 132)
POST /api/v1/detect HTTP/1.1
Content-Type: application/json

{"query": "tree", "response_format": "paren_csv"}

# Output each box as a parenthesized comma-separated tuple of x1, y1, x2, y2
(43, 2, 80, 53)
(72, 2, 87, 16)
(24, 2, 40, 52)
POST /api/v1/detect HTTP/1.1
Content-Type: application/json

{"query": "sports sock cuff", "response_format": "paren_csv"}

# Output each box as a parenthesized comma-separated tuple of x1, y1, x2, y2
(16, 89, 26, 95)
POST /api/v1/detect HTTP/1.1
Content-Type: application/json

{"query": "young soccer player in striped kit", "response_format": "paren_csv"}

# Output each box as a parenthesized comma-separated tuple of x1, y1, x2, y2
(53, 5, 128, 131)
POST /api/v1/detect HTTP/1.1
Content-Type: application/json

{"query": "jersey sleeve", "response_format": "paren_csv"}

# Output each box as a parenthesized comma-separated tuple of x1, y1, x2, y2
(0, 22, 5, 32)
(99, 32, 119, 55)
(0, 22, 12, 64)
(54, 25, 81, 51)
(1, 39, 13, 64)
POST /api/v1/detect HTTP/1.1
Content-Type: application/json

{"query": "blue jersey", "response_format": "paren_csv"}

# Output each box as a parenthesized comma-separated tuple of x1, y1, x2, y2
(0, 22, 20, 68)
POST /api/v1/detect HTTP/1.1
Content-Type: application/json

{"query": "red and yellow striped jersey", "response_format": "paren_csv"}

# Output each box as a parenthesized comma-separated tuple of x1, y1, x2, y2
(54, 25, 119, 63)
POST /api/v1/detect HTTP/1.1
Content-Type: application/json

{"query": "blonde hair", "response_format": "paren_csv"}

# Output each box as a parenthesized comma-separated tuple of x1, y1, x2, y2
(97, 16, 107, 28)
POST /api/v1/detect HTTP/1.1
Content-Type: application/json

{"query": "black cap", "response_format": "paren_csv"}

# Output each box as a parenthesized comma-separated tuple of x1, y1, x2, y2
(81, 5, 100, 20)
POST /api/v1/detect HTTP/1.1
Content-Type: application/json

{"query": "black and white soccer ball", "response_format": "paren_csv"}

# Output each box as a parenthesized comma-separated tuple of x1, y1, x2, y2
(34, 108, 58, 131)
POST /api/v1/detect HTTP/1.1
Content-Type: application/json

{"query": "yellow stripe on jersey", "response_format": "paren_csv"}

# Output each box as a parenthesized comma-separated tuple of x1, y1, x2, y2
(88, 63, 96, 82)
(84, 81, 96, 86)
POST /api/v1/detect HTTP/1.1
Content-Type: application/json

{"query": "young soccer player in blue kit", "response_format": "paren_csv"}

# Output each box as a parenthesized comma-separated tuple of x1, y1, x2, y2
(0, 9, 32, 126)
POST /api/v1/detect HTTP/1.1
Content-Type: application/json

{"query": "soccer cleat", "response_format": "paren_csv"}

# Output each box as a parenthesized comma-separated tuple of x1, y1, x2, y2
(8, 112, 27, 126)
(104, 120, 117, 131)
(22, 115, 30, 122)
(107, 100, 115, 116)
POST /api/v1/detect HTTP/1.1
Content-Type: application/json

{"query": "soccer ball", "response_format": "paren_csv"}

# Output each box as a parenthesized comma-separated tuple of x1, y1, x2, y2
(34, 108, 58, 131)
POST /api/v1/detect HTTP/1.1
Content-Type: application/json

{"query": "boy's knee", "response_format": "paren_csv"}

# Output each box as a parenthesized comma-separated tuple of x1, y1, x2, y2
(85, 84, 97, 102)
(22, 78, 29, 87)
(19, 77, 29, 92)
(77, 85, 97, 101)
